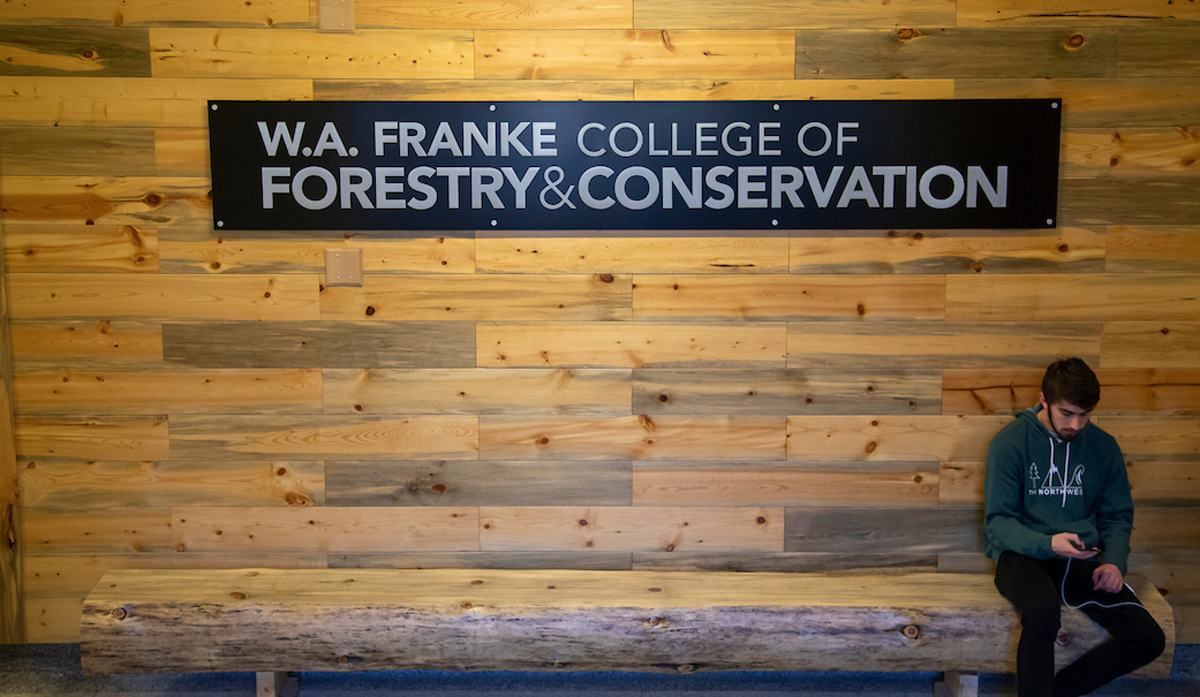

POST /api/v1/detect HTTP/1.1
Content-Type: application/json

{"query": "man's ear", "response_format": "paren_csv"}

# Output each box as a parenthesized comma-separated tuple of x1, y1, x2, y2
(1038, 391, 1048, 409)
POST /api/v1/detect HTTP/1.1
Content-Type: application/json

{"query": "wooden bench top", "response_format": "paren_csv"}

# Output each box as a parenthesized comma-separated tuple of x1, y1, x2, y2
(80, 568, 1174, 678)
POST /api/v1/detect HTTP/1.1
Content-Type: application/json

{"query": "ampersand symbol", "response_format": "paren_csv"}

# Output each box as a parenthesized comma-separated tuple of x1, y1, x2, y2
(540, 167, 576, 210)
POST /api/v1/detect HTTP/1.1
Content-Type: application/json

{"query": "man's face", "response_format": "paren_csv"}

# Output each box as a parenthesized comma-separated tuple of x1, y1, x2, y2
(1038, 393, 1093, 442)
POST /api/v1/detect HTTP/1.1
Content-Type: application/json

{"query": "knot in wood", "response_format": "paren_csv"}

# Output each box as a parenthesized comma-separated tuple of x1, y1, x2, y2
(230, 591, 247, 600)
(1056, 630, 1071, 647)
(1064, 33, 1086, 50)
(112, 607, 127, 620)
(676, 664, 696, 674)
(902, 624, 920, 640)
(461, 601, 473, 609)
(896, 28, 921, 42)
(596, 273, 615, 283)
(648, 616, 661, 626)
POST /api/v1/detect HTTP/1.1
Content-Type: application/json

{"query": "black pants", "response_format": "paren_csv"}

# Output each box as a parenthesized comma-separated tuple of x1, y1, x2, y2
(994, 551, 1166, 697)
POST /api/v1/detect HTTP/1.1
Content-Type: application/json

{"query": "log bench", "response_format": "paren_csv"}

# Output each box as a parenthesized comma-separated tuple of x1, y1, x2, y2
(79, 568, 1175, 697)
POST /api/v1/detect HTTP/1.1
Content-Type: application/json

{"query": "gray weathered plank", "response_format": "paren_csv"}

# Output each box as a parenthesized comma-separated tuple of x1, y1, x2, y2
(0, 128, 155, 175)
(0, 26, 151, 77)
(785, 507, 982, 553)
(632, 552, 938, 573)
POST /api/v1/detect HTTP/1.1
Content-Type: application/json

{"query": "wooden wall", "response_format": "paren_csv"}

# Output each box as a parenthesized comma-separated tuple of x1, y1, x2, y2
(1, 0, 1198, 645)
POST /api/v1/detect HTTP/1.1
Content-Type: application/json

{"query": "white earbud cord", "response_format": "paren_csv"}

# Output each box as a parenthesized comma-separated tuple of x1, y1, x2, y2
(1062, 557, 1143, 611)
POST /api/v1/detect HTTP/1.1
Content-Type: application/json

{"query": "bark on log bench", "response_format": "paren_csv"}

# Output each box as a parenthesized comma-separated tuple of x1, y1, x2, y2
(79, 568, 1175, 697)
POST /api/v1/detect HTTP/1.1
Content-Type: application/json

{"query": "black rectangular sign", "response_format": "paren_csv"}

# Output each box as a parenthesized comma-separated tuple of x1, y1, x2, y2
(208, 99, 1061, 231)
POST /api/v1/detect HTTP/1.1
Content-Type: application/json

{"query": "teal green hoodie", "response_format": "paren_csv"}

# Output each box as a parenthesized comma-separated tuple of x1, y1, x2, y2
(982, 405, 1134, 574)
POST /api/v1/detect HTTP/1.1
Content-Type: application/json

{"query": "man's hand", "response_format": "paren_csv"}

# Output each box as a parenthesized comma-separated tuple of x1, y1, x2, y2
(1093, 563, 1124, 593)
(1051, 532, 1099, 559)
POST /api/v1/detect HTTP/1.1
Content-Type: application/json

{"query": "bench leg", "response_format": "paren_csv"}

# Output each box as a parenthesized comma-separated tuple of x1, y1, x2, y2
(933, 671, 978, 697)
(256, 671, 299, 697)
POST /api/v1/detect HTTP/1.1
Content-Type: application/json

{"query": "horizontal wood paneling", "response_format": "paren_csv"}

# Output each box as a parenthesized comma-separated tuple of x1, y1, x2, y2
(635, 0, 956, 29)
(169, 415, 479, 461)
(149, 29, 474, 79)
(9, 320, 163, 369)
(19, 460, 324, 508)
(479, 506, 783, 552)
(478, 322, 788, 369)
(941, 461, 1200, 508)
(3, 225, 158, 273)
(15, 416, 169, 461)
(152, 127, 207, 177)
(634, 79, 955, 101)
(787, 321, 1100, 368)
(1110, 129, 1200, 178)
(943, 368, 1200, 415)
(1101, 322, 1200, 368)
(355, 0, 633, 30)
(957, 0, 1200, 27)
(632, 467, 937, 507)
(1105, 225, 1200, 273)
(1092, 416, 1200, 459)
(946, 274, 1200, 321)
(475, 30, 795, 80)
(22, 508, 173, 554)
(1116, 28, 1200, 77)
(314, 78, 634, 101)
(953, 78, 1200, 128)
(1060, 179, 1200, 225)
(479, 415, 787, 461)
(323, 368, 631, 416)
(631, 551, 938, 573)
(325, 460, 632, 507)
(633, 274, 945, 320)
(632, 368, 942, 415)
(0, 26, 150, 77)
(163, 320, 476, 369)
(329, 551, 632, 570)
(476, 236, 788, 274)
(785, 507, 981, 553)
(0, 0, 312, 27)
(787, 415, 1009, 463)
(0, 128, 155, 175)
(1, 176, 211, 227)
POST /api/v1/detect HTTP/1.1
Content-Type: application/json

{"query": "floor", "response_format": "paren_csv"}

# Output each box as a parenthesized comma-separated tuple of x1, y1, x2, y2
(0, 643, 1197, 696)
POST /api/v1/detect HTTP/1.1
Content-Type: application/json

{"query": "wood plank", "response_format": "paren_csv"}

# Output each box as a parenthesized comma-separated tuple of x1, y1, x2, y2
(786, 415, 1010, 463)
(13, 368, 323, 415)
(1101, 321, 1200, 368)
(1061, 178, 1200, 226)
(957, 0, 1200, 26)
(1128, 551, 1200, 613)
(1060, 129, 1113, 179)
(158, 230, 474, 274)
(0, 0, 312, 27)
(8, 273, 320, 320)
(475, 30, 794, 80)
(479, 415, 787, 462)
(480, 506, 783, 552)
(314, 78, 633, 101)
(15, 416, 169, 461)
(632, 467, 937, 507)
(0, 128, 154, 175)
(953, 78, 1200, 128)
(632, 552, 938, 574)
(475, 236, 788, 274)
(324, 368, 630, 417)
(18, 459, 324, 509)
(941, 460, 1200, 508)
(632, 368, 942, 415)
(1117, 28, 1200, 76)
(1129, 507, 1200, 550)
(331, 551, 631, 569)
(355, 0, 632, 29)
(2, 224, 158, 273)
(796, 28, 1116, 79)
(787, 320, 1100, 368)
(0, 224, 21, 643)
(635, 0, 955, 29)
(788, 227, 1105, 274)
(320, 274, 631, 322)
(169, 415, 478, 461)
(0, 176, 212, 226)
(478, 322, 787, 369)
(634, 79, 955, 101)
(0, 26, 150, 77)
(21, 508, 173, 553)
(946, 274, 1200, 321)
(1106, 225, 1200, 273)
(633, 275, 946, 321)
(325, 460, 631, 507)
(0, 76, 313, 127)
(8, 319, 163, 369)
(1092, 416, 1200, 459)
(163, 320, 475, 369)
(939, 462, 984, 508)
(24, 596, 82, 643)
(153, 127, 208, 177)
(785, 507, 982, 553)
(149, 28, 473, 79)
(943, 368, 1200, 415)
(173, 507, 480, 553)
(1111, 129, 1200, 178)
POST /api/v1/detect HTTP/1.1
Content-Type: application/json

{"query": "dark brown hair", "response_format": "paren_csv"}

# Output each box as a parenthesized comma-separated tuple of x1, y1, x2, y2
(1041, 357, 1100, 410)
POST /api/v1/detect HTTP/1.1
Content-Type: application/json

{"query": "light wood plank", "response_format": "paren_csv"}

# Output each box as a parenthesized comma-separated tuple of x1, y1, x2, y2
(0, 127, 154, 175)
(1060, 129, 1113, 178)
(0, 26, 150, 77)
(8, 273, 319, 320)
(953, 78, 1200, 128)
(946, 273, 1200, 321)
(1101, 321, 1200, 368)
(632, 551, 938, 574)
(163, 320, 475, 369)
(320, 274, 631, 322)
(8, 319, 163, 369)
(788, 227, 1105, 274)
(796, 28, 1116, 79)
(478, 322, 787, 369)
(787, 320, 1100, 368)
(0, 77, 313, 128)
(633, 275, 945, 320)
(475, 30, 794, 80)
(632, 368, 942, 415)
(785, 507, 981, 553)
(355, 0, 632, 29)
(24, 596, 82, 643)
(1106, 225, 1200, 273)
(325, 460, 631, 507)
(938, 462, 985, 509)
(324, 368, 631, 416)
(480, 506, 783, 552)
(786, 415, 1010, 463)
(153, 127, 208, 177)
(18, 459, 324, 509)
(1129, 507, 1200, 550)
(943, 368, 1200, 415)
(1111, 128, 1200, 178)
(634, 79, 954, 101)
(0, 0, 312, 27)
(480, 415, 787, 462)
(957, 0, 1200, 27)
(21, 508, 173, 553)
(314, 78, 633, 101)
(169, 415, 479, 461)
(15, 416, 168, 461)
(13, 368, 323, 415)
(173, 507, 480, 553)
(150, 28, 473, 79)
(476, 236, 788, 274)
(0, 176, 211, 226)
(635, 0, 955, 29)
(1092, 416, 1200, 459)
(2, 224, 158, 273)
(632, 467, 937, 507)
(938, 460, 1200, 509)
(331, 551, 632, 569)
